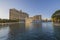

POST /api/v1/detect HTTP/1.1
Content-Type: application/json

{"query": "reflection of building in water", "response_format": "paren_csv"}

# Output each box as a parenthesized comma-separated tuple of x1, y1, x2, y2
(9, 8, 29, 21)
(7, 23, 25, 40)
(32, 23, 42, 27)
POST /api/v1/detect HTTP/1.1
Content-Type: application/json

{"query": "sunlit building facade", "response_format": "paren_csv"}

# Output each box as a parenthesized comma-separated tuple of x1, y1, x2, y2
(33, 15, 42, 21)
(9, 8, 42, 23)
(9, 8, 29, 21)
(25, 15, 42, 26)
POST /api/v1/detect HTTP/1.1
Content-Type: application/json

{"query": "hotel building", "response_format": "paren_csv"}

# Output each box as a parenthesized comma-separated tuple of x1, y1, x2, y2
(9, 8, 42, 24)
(9, 8, 29, 21)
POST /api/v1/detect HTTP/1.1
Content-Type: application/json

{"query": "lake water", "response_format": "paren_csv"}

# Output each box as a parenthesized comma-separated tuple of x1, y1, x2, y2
(0, 22, 60, 40)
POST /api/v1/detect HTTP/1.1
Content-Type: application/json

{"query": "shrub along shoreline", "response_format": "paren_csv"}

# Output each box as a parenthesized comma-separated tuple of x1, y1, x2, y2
(0, 19, 19, 23)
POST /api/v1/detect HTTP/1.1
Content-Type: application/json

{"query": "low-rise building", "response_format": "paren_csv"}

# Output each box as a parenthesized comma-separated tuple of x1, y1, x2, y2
(25, 15, 42, 26)
(33, 15, 42, 21)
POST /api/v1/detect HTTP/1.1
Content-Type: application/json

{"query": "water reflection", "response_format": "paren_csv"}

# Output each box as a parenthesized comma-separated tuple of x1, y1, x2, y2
(7, 23, 43, 40)
(53, 23, 60, 40)
(6, 22, 57, 40)
(26, 23, 42, 31)
(24, 22, 43, 40)
(7, 23, 25, 40)
(0, 25, 9, 40)
(0, 22, 60, 40)
(42, 22, 55, 40)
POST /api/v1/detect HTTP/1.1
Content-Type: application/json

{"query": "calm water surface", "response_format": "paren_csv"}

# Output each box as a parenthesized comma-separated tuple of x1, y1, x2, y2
(0, 22, 60, 40)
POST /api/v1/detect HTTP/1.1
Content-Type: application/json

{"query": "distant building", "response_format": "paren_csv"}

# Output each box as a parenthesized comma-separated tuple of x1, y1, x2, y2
(33, 15, 42, 21)
(25, 15, 42, 26)
(9, 8, 29, 21)
(25, 17, 33, 26)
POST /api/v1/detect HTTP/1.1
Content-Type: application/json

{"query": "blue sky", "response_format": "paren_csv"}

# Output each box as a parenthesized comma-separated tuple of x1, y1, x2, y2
(0, 0, 60, 19)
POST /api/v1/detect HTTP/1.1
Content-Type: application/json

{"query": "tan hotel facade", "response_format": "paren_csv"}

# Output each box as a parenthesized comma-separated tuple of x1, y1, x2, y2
(9, 8, 29, 20)
(9, 8, 42, 23)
